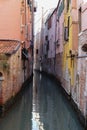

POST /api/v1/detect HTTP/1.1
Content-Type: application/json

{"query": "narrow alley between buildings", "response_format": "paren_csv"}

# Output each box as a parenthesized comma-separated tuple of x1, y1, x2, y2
(0, 0, 87, 129)
(0, 71, 84, 130)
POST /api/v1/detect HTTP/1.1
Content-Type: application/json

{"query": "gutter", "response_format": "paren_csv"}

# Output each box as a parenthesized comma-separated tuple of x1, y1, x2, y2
(5, 44, 20, 56)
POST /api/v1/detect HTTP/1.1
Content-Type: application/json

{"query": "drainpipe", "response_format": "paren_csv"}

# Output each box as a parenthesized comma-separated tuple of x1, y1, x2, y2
(23, 0, 27, 81)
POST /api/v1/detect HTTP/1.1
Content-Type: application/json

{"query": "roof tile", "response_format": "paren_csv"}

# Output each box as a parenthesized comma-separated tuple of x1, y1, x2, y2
(0, 40, 20, 55)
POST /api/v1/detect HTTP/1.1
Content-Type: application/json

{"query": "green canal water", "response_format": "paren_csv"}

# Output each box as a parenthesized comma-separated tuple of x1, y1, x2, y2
(0, 71, 84, 130)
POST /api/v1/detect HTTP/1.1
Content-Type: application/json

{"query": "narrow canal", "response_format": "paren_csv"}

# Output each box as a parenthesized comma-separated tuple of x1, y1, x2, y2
(0, 71, 84, 130)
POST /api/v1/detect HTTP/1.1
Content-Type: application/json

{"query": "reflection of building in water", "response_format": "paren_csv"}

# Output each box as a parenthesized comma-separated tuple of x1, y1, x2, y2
(32, 71, 44, 130)
(32, 112, 44, 130)
(32, 72, 83, 130)
(32, 71, 56, 130)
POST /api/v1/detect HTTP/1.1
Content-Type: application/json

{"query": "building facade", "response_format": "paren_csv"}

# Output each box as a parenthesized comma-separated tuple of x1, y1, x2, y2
(42, 9, 57, 75)
(0, 0, 33, 108)
(0, 40, 22, 105)
(34, 31, 41, 70)
(35, 0, 87, 124)
(62, 0, 78, 97)
(55, 0, 64, 82)
(77, 1, 87, 117)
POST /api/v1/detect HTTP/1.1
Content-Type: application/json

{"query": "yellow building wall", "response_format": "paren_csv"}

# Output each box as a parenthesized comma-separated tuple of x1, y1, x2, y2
(62, 0, 73, 94)
(63, 0, 78, 95)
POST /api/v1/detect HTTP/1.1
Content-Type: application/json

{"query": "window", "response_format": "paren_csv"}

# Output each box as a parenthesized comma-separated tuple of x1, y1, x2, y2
(79, 7, 82, 32)
(36, 49, 38, 54)
(67, 0, 69, 11)
(45, 35, 48, 41)
(48, 18, 51, 29)
(64, 16, 70, 41)
(81, 44, 87, 52)
(0, 72, 2, 77)
(22, 48, 28, 60)
(68, 16, 70, 37)
(34, 7, 37, 12)
(47, 40, 49, 51)
(27, 0, 30, 5)
(0, 72, 4, 81)
(34, 1, 37, 12)
(57, 0, 64, 20)
(20, 10, 25, 32)
(64, 27, 68, 41)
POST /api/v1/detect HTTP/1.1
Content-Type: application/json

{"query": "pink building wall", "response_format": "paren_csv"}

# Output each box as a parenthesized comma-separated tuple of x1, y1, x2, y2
(55, 0, 64, 82)
(42, 9, 57, 74)
(0, 0, 31, 48)
(48, 10, 56, 59)
(56, 8, 64, 54)
(82, 2, 87, 31)
(0, 0, 32, 106)
(78, 0, 83, 8)
(77, 1, 87, 116)
(0, 0, 21, 40)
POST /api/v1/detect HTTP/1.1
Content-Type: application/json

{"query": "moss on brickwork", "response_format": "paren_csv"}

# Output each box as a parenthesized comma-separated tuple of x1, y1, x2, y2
(0, 60, 10, 73)
(0, 54, 8, 60)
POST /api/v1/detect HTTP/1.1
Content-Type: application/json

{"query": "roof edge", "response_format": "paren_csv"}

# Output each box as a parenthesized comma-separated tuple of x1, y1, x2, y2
(0, 39, 21, 44)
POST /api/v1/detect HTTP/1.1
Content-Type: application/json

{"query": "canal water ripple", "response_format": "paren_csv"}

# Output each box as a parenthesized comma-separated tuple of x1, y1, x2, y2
(0, 71, 84, 130)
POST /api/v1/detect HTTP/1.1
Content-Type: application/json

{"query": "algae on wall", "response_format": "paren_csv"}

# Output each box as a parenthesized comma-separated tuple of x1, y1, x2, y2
(0, 54, 10, 73)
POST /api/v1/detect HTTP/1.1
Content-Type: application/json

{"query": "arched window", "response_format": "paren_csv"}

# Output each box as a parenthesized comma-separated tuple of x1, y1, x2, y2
(81, 44, 87, 52)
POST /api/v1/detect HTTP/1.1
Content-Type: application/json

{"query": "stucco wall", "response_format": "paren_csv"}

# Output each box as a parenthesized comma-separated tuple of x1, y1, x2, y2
(78, 30, 87, 116)
(0, 47, 23, 104)
(82, 2, 87, 31)
(0, 0, 31, 48)
(0, 0, 21, 40)
(48, 11, 56, 59)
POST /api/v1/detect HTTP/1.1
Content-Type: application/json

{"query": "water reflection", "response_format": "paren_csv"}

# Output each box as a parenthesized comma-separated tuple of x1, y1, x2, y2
(0, 82, 32, 130)
(32, 71, 84, 130)
(0, 71, 84, 130)
(32, 72, 43, 130)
